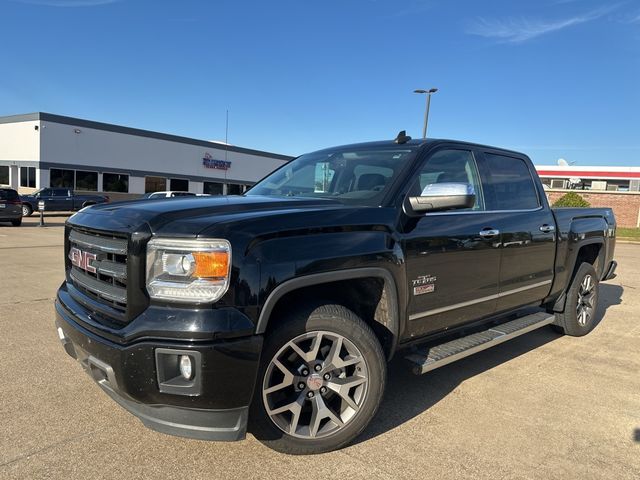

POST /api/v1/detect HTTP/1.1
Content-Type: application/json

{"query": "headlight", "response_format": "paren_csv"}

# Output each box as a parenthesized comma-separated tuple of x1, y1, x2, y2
(146, 238, 231, 303)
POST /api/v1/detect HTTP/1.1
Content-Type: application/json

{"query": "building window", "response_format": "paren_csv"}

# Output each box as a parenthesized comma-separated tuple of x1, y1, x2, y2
(75, 170, 98, 191)
(0, 166, 9, 185)
(170, 178, 189, 191)
(227, 184, 243, 195)
(50, 168, 74, 188)
(203, 182, 224, 195)
(145, 176, 166, 193)
(20, 167, 37, 188)
(103, 173, 129, 193)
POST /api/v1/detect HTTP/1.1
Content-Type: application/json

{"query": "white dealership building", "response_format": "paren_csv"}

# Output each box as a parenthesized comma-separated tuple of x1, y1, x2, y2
(0, 112, 291, 199)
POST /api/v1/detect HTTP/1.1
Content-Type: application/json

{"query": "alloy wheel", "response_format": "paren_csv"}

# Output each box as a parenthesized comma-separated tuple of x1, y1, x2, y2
(262, 330, 369, 439)
(576, 274, 596, 326)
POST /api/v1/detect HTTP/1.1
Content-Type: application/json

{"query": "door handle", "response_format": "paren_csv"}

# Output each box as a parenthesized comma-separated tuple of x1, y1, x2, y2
(479, 229, 500, 238)
(539, 224, 555, 233)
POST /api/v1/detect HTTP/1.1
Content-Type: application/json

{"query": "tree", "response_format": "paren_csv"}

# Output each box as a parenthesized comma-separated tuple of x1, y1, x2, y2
(552, 192, 591, 208)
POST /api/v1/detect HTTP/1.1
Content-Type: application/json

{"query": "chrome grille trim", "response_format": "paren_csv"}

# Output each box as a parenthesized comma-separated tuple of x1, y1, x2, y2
(92, 259, 127, 280)
(67, 227, 129, 322)
(70, 269, 127, 304)
(69, 229, 128, 255)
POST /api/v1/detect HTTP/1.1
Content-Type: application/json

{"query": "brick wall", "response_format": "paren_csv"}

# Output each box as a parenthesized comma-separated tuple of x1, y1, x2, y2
(547, 189, 640, 227)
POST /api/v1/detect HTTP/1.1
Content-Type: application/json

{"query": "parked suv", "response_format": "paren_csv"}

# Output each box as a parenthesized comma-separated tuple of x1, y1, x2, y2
(0, 188, 23, 226)
(55, 136, 617, 454)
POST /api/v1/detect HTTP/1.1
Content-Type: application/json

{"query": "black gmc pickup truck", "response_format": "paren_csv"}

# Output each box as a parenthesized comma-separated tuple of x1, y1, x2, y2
(55, 136, 617, 454)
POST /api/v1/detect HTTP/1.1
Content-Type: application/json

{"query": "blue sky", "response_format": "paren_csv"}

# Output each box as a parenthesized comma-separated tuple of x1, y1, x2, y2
(0, 0, 639, 165)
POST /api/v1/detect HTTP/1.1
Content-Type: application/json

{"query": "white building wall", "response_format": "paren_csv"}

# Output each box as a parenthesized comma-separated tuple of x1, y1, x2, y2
(37, 168, 49, 189)
(190, 181, 203, 194)
(128, 176, 145, 194)
(0, 120, 40, 162)
(39, 120, 287, 185)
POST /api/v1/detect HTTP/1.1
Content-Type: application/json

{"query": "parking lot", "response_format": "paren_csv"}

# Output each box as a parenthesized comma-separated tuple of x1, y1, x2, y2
(1, 215, 639, 480)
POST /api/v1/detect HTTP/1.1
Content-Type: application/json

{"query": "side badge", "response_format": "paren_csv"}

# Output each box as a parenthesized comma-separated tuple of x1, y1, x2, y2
(412, 275, 437, 296)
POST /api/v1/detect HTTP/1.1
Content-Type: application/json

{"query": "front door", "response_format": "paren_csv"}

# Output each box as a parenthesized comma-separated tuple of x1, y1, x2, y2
(402, 148, 501, 338)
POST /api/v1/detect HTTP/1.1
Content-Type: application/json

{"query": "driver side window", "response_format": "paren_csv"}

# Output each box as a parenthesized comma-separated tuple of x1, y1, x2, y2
(414, 149, 484, 211)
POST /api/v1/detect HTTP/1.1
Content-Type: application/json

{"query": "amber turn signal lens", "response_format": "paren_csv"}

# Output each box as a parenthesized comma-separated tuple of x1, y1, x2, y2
(192, 251, 229, 278)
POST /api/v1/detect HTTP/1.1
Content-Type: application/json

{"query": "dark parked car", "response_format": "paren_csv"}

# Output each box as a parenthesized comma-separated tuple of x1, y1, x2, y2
(55, 136, 617, 454)
(0, 188, 23, 226)
(20, 188, 109, 216)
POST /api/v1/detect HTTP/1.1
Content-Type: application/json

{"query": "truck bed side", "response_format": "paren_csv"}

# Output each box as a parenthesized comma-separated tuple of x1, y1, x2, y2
(547, 207, 616, 308)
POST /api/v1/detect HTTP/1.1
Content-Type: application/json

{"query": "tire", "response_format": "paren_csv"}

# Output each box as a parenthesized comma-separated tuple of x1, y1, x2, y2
(251, 303, 386, 454)
(22, 204, 32, 217)
(11, 218, 22, 227)
(554, 262, 599, 337)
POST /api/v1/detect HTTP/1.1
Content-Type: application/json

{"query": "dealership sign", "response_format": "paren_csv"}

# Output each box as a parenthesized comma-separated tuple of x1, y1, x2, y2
(202, 152, 232, 171)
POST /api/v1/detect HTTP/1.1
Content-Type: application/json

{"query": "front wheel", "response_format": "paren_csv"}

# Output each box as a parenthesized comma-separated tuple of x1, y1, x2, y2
(22, 204, 32, 217)
(554, 262, 599, 336)
(251, 304, 386, 454)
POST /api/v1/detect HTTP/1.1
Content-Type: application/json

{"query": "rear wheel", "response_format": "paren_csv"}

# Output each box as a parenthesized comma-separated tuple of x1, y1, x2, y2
(251, 304, 386, 454)
(11, 218, 22, 227)
(554, 262, 599, 336)
(22, 204, 32, 217)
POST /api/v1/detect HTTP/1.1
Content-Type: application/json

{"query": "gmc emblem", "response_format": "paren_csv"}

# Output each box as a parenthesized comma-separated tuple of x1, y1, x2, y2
(69, 247, 97, 273)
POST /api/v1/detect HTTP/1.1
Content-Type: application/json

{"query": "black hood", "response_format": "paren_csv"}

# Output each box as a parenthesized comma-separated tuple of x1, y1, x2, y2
(67, 195, 345, 235)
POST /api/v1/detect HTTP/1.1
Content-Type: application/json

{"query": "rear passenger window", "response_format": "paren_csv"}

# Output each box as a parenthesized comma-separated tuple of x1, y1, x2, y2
(482, 154, 539, 210)
(0, 189, 18, 201)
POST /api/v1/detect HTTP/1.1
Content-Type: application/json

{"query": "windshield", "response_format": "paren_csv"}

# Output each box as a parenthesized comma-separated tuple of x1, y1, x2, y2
(247, 146, 417, 206)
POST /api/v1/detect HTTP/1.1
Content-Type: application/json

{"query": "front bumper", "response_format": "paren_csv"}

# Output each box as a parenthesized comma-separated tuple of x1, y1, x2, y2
(55, 296, 262, 441)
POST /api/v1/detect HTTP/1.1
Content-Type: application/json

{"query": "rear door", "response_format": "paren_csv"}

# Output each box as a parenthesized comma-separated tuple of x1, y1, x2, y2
(402, 147, 502, 338)
(477, 152, 556, 312)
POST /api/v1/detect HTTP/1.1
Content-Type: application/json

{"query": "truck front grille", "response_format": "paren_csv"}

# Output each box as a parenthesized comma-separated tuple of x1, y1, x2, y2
(67, 227, 129, 323)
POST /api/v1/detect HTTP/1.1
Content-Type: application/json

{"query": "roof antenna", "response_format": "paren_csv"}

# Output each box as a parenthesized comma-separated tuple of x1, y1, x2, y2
(394, 130, 411, 144)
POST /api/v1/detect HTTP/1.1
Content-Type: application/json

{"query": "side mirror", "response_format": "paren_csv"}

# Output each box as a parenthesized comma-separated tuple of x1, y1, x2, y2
(405, 182, 476, 214)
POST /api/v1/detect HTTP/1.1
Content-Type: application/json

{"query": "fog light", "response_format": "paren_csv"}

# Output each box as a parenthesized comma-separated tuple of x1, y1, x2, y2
(179, 355, 193, 380)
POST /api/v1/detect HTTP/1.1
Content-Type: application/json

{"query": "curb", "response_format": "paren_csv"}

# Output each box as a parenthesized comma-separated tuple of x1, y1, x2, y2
(616, 239, 640, 245)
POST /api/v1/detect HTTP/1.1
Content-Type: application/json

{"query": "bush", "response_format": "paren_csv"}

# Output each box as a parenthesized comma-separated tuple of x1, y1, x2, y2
(552, 192, 591, 208)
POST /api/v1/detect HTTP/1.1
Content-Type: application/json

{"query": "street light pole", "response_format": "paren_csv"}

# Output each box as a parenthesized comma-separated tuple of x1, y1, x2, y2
(414, 88, 438, 138)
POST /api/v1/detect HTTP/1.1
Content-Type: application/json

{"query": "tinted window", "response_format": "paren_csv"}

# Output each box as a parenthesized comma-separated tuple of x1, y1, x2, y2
(203, 182, 224, 195)
(170, 178, 189, 191)
(227, 184, 243, 195)
(413, 149, 484, 210)
(0, 166, 10, 185)
(39, 188, 52, 196)
(50, 168, 74, 188)
(76, 170, 98, 191)
(52, 189, 69, 197)
(145, 176, 166, 193)
(482, 154, 539, 210)
(0, 189, 19, 201)
(104, 173, 129, 193)
(20, 167, 36, 188)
